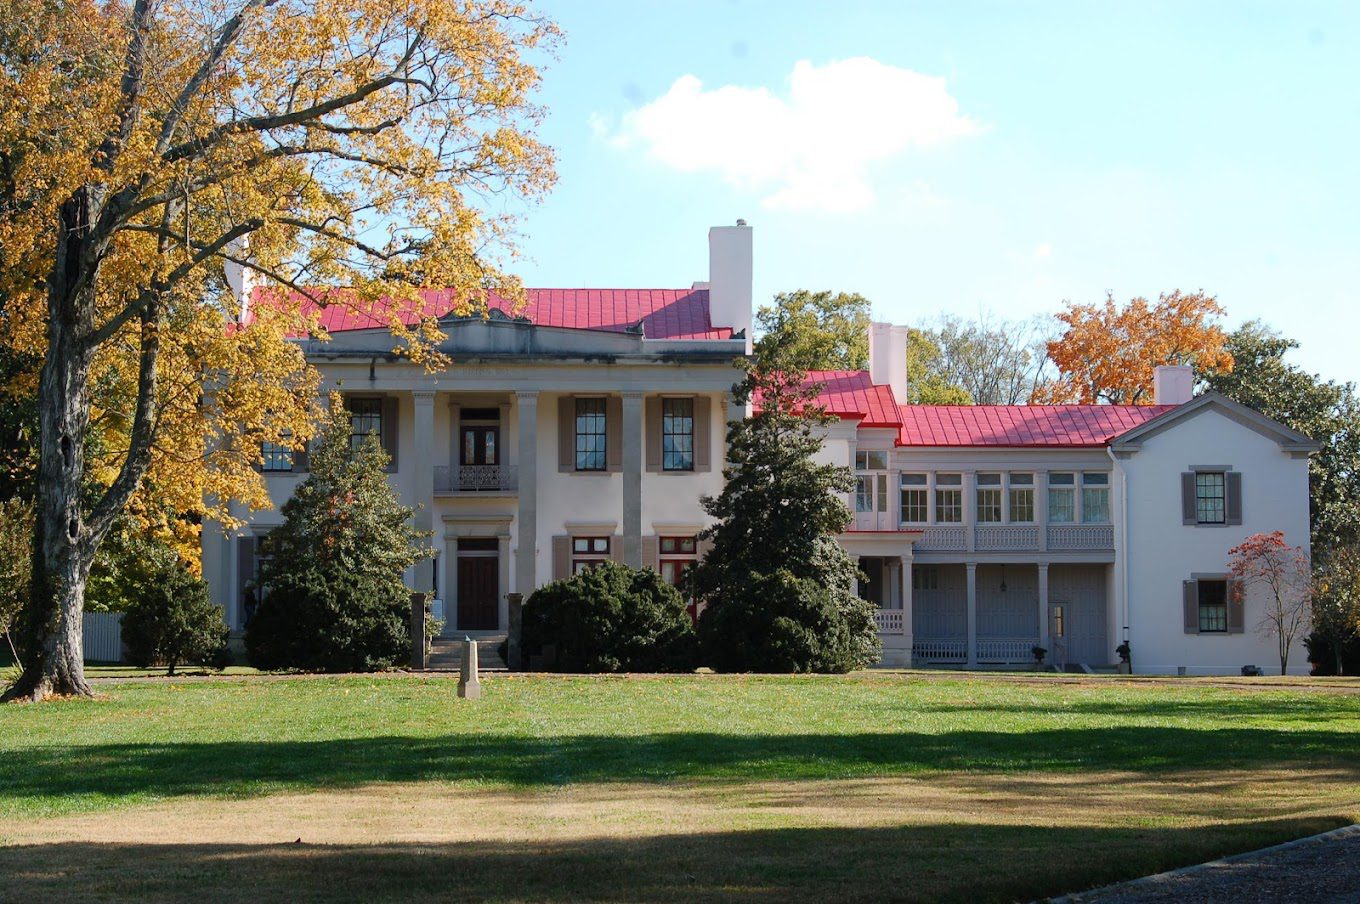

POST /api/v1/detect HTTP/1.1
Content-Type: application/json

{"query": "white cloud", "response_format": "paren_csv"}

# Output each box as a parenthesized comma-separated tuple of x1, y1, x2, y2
(603, 58, 981, 213)
(1033, 242, 1053, 261)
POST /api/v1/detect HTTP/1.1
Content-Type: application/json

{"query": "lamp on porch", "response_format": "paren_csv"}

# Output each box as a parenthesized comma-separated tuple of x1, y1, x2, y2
(999, 564, 1008, 594)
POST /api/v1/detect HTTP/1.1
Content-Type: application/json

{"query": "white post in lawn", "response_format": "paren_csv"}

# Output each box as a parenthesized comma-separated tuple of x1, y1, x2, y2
(458, 636, 481, 699)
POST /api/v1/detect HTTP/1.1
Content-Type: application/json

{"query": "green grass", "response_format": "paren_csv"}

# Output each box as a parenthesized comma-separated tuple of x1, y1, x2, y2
(2, 673, 1357, 818)
(2, 673, 1358, 902)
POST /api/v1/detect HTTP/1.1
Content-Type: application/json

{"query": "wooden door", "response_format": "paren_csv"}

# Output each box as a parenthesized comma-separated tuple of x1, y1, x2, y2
(457, 556, 499, 631)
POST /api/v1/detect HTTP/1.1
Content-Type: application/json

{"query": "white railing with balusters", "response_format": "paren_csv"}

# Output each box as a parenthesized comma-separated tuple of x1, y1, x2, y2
(976, 637, 1038, 664)
(873, 608, 905, 634)
(1047, 524, 1114, 550)
(915, 526, 967, 551)
(975, 525, 1040, 551)
(912, 638, 966, 663)
(433, 465, 518, 493)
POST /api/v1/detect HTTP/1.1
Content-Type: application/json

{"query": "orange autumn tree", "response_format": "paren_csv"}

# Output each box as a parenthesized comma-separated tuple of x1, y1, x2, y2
(1035, 291, 1234, 404)
(0, 0, 556, 701)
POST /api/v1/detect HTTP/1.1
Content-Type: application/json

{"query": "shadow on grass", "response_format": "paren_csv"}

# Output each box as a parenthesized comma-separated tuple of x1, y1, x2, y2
(0, 818, 1347, 904)
(6, 725, 1359, 805)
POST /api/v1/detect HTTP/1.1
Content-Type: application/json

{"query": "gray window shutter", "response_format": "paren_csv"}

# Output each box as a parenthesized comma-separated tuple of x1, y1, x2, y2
(641, 536, 660, 572)
(645, 397, 662, 472)
(606, 396, 622, 473)
(551, 535, 570, 581)
(1225, 472, 1243, 525)
(381, 396, 398, 471)
(610, 534, 625, 563)
(292, 437, 309, 473)
(694, 396, 712, 472)
(1226, 579, 1245, 633)
(1181, 473, 1197, 525)
(1183, 580, 1199, 634)
(558, 396, 574, 472)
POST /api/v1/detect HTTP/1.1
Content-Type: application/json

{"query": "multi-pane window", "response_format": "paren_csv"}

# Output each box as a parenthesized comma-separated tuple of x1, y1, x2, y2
(261, 437, 293, 471)
(857, 474, 888, 513)
(1048, 473, 1076, 523)
(911, 565, 940, 592)
(1009, 473, 1035, 523)
(976, 473, 1003, 523)
(855, 450, 889, 471)
(574, 398, 607, 471)
(571, 536, 610, 574)
(1195, 472, 1226, 524)
(935, 474, 963, 523)
(1082, 472, 1111, 523)
(1198, 579, 1228, 633)
(900, 474, 928, 523)
(662, 398, 695, 471)
(349, 398, 383, 454)
(659, 536, 698, 593)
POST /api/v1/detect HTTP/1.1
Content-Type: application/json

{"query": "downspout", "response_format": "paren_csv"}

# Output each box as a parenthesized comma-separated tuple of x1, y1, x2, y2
(1108, 446, 1130, 670)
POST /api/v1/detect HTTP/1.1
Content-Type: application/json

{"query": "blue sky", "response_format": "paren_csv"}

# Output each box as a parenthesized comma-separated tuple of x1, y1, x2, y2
(505, 1, 1358, 383)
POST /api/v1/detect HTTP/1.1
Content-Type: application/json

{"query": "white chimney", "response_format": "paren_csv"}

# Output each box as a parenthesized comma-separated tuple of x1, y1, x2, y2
(708, 221, 753, 352)
(1153, 365, 1194, 405)
(223, 236, 257, 324)
(869, 321, 910, 406)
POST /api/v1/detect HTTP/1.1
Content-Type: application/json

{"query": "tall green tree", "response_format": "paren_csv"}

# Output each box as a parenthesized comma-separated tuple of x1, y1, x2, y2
(690, 328, 880, 673)
(754, 290, 871, 372)
(1202, 322, 1360, 551)
(245, 401, 433, 673)
(905, 328, 973, 404)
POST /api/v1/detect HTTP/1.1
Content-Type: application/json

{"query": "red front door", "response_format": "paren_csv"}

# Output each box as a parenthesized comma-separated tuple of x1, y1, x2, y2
(457, 556, 498, 631)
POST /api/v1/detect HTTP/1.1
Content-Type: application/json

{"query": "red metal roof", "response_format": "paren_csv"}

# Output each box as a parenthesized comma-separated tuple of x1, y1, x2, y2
(265, 287, 732, 341)
(792, 370, 1175, 447)
(804, 371, 904, 429)
(897, 404, 1176, 447)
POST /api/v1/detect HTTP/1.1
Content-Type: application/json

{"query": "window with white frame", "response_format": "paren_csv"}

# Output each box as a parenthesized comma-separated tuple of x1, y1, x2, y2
(1082, 472, 1111, 523)
(348, 398, 383, 454)
(571, 536, 610, 573)
(935, 473, 963, 523)
(855, 450, 888, 471)
(1197, 578, 1228, 632)
(900, 474, 928, 523)
(1195, 471, 1227, 524)
(976, 473, 1002, 523)
(1048, 473, 1076, 523)
(1008, 473, 1035, 522)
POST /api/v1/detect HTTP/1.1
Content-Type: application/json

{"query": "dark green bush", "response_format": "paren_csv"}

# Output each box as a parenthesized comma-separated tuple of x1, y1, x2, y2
(697, 566, 879, 674)
(521, 562, 697, 673)
(121, 558, 229, 675)
(1304, 631, 1360, 676)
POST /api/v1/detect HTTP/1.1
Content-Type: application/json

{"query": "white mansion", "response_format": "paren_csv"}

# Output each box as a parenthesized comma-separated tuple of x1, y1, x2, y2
(203, 223, 1319, 674)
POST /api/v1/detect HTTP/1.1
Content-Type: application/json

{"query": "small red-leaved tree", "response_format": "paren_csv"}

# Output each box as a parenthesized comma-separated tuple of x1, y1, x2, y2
(1228, 531, 1312, 675)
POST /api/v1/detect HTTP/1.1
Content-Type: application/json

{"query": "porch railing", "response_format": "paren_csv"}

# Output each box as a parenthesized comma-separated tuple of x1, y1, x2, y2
(874, 608, 905, 634)
(975, 525, 1040, 551)
(1047, 524, 1114, 550)
(915, 526, 967, 551)
(433, 465, 518, 493)
(912, 638, 966, 663)
(976, 637, 1037, 664)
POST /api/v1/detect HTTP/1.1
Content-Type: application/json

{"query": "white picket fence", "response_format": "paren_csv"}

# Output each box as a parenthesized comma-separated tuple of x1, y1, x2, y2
(83, 611, 124, 663)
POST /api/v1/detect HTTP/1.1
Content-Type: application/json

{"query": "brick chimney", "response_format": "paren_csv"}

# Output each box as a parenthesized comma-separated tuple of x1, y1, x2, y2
(1153, 365, 1194, 405)
(707, 221, 753, 352)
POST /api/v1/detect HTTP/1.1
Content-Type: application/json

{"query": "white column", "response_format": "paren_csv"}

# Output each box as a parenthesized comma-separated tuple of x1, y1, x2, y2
(899, 551, 913, 646)
(965, 561, 978, 667)
(963, 470, 976, 553)
(515, 391, 539, 595)
(1037, 562, 1050, 656)
(412, 391, 436, 593)
(1036, 470, 1049, 552)
(622, 391, 644, 567)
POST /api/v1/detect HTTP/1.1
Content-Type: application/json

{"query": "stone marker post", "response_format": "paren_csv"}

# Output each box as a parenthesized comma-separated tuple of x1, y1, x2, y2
(458, 635, 481, 699)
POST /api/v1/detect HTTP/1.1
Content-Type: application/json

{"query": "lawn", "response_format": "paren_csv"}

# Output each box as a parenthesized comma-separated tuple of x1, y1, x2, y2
(2, 672, 1358, 902)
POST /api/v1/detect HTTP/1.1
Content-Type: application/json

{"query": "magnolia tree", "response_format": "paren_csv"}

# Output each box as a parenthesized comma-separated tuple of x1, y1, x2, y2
(1228, 531, 1312, 675)
(0, 0, 556, 700)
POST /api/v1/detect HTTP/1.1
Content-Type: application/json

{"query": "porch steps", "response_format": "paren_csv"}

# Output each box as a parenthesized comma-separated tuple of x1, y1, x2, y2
(427, 635, 509, 672)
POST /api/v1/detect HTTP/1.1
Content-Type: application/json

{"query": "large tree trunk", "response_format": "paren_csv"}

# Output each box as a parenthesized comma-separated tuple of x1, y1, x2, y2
(3, 189, 103, 702)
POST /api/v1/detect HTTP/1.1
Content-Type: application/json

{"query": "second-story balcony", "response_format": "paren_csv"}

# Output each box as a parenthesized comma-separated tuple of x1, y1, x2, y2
(434, 465, 518, 494)
(849, 522, 1114, 553)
